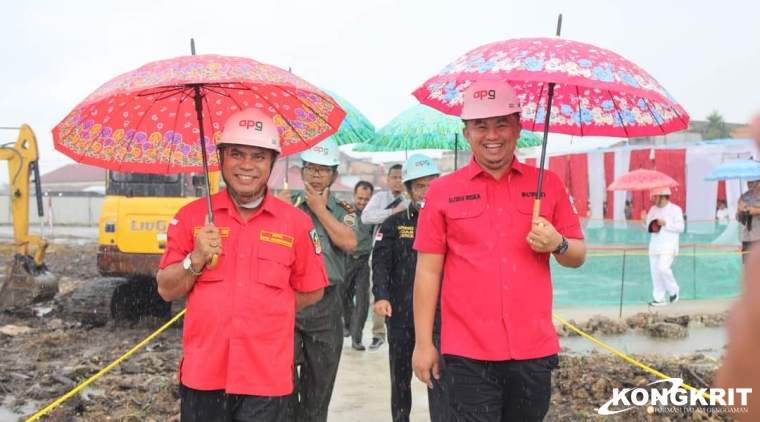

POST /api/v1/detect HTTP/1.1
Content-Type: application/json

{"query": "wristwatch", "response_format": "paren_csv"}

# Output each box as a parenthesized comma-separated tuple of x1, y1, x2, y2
(183, 253, 203, 276)
(552, 236, 569, 255)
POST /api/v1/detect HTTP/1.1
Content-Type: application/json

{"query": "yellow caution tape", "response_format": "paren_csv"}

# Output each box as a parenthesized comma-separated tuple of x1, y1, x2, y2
(552, 313, 712, 401)
(24, 309, 186, 422)
(27, 307, 721, 419)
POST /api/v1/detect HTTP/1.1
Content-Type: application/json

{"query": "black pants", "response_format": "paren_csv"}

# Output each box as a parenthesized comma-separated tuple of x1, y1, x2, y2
(388, 327, 449, 422)
(288, 287, 343, 422)
(341, 255, 370, 343)
(180, 383, 288, 422)
(444, 354, 559, 422)
(742, 241, 756, 264)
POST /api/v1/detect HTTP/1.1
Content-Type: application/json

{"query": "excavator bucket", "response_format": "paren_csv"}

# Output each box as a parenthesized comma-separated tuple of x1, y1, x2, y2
(0, 254, 58, 311)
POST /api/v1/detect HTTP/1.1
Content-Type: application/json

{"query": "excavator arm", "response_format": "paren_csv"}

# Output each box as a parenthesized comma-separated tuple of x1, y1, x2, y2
(0, 124, 58, 311)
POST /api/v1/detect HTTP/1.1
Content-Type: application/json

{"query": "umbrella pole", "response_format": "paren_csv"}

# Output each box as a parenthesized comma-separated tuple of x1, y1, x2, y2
(193, 88, 214, 223)
(533, 82, 556, 219)
(532, 14, 562, 219)
(193, 86, 219, 269)
(190, 38, 218, 268)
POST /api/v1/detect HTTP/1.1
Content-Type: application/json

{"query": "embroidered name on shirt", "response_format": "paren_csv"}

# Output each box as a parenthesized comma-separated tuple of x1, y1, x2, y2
(397, 225, 415, 239)
(521, 192, 546, 198)
(260, 231, 295, 248)
(448, 193, 481, 203)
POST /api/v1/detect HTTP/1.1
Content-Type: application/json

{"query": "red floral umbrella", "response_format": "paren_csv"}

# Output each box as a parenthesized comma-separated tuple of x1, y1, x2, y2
(606, 169, 679, 192)
(52, 41, 346, 268)
(411, 16, 689, 218)
(53, 46, 345, 175)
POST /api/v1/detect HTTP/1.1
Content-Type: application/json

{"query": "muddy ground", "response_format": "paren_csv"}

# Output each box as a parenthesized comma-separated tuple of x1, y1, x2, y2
(0, 240, 742, 421)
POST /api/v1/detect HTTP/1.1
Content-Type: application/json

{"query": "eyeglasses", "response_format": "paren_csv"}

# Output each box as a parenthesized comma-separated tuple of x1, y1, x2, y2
(303, 166, 333, 177)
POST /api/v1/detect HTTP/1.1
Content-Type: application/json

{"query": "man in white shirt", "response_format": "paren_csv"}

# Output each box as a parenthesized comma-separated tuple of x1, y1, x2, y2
(361, 164, 410, 350)
(643, 187, 685, 306)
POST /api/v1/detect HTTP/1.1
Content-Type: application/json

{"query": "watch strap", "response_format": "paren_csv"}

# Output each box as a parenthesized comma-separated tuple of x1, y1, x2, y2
(553, 236, 569, 255)
(185, 253, 203, 276)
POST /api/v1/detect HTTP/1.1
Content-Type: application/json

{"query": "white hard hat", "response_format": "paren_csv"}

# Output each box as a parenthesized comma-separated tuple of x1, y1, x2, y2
(402, 153, 440, 183)
(217, 108, 281, 153)
(461, 80, 522, 120)
(300, 137, 341, 167)
(650, 187, 671, 197)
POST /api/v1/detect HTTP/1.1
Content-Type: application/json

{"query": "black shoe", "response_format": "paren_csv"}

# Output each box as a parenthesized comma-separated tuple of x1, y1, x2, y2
(343, 327, 350, 338)
(649, 300, 667, 307)
(369, 337, 385, 350)
(351, 341, 365, 351)
(670, 293, 679, 304)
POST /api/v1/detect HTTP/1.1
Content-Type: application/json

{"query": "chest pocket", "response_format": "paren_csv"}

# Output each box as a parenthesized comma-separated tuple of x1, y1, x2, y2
(445, 201, 485, 245)
(257, 243, 294, 289)
(516, 196, 554, 219)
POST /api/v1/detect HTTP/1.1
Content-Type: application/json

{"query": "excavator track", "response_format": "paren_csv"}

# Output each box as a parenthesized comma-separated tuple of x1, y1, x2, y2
(0, 254, 58, 311)
(65, 275, 172, 327)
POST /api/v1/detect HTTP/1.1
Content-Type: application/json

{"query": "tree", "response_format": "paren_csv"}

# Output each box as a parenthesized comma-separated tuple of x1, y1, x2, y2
(701, 110, 733, 140)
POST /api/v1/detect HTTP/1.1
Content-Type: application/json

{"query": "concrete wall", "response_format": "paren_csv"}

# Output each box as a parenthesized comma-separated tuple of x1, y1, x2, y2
(0, 195, 103, 226)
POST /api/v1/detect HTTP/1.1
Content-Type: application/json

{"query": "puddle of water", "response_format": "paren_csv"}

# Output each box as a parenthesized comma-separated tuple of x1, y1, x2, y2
(0, 395, 39, 422)
(560, 326, 727, 359)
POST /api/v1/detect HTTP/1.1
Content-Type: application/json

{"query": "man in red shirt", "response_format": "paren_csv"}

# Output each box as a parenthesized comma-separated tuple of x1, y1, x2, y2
(156, 107, 329, 422)
(411, 80, 587, 422)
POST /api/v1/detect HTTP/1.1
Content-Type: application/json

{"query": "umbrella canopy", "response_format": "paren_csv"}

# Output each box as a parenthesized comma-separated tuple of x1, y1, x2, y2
(412, 37, 690, 138)
(411, 16, 689, 219)
(352, 104, 542, 152)
(705, 159, 760, 181)
(607, 169, 679, 191)
(53, 53, 346, 174)
(320, 88, 375, 145)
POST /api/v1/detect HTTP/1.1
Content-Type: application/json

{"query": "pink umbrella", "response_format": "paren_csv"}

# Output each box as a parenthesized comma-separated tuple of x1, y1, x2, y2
(606, 169, 679, 192)
(52, 40, 346, 269)
(412, 35, 689, 138)
(53, 42, 346, 175)
(412, 16, 689, 217)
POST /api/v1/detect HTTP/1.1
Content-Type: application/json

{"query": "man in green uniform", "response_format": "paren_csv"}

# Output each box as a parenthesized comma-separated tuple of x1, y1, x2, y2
(279, 136, 358, 422)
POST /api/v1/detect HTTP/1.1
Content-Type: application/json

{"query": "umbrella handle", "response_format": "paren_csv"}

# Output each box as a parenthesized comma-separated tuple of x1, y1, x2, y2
(205, 213, 219, 270)
(207, 254, 219, 269)
(533, 199, 543, 221)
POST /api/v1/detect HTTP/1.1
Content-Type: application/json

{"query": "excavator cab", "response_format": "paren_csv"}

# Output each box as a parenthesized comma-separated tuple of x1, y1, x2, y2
(0, 125, 58, 311)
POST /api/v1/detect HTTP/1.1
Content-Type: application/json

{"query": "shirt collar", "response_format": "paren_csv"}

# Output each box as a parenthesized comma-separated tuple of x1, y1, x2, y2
(212, 188, 276, 215)
(463, 155, 525, 180)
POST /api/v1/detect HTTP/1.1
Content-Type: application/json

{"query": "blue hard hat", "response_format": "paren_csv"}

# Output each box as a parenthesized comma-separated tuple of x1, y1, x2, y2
(402, 153, 440, 183)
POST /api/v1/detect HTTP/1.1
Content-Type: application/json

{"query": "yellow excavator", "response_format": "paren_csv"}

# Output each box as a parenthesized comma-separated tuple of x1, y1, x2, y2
(66, 167, 221, 325)
(0, 124, 58, 311)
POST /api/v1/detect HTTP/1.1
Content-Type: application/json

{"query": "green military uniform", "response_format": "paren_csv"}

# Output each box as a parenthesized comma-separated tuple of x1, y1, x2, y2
(289, 190, 358, 422)
(292, 192, 357, 285)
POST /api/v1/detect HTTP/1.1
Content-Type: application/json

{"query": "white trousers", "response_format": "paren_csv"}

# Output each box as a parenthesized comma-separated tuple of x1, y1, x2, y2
(649, 253, 679, 302)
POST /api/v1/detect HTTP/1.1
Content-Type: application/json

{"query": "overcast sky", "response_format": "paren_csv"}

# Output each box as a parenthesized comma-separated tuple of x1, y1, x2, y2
(0, 0, 757, 181)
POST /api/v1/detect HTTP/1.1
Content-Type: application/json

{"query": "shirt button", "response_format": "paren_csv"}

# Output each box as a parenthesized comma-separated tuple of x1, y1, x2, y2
(237, 282, 243, 287)
(239, 254, 245, 259)
(500, 232, 506, 237)
(502, 258, 508, 263)
(503, 285, 509, 291)
(503, 313, 509, 319)
(498, 208, 503, 213)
